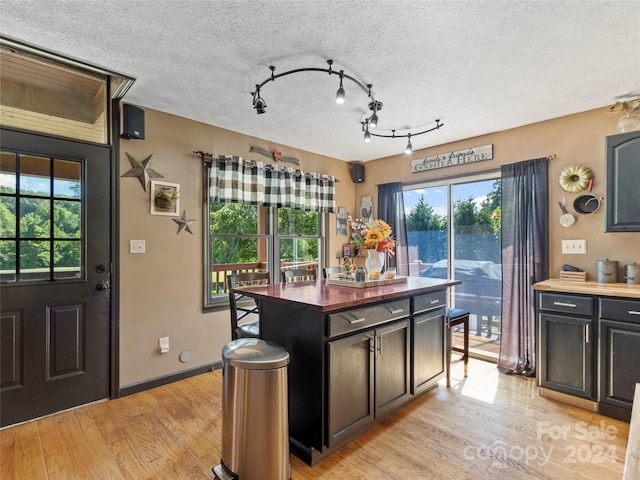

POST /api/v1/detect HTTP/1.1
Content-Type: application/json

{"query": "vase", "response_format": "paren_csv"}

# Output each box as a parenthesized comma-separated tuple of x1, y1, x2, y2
(364, 249, 385, 275)
(155, 197, 175, 209)
(618, 113, 640, 133)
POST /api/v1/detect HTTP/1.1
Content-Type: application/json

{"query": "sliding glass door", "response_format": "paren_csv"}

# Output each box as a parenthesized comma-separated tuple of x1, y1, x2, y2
(404, 174, 502, 359)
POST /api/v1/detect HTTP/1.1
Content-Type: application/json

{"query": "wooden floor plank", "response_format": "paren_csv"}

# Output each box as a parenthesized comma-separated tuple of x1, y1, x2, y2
(0, 359, 629, 479)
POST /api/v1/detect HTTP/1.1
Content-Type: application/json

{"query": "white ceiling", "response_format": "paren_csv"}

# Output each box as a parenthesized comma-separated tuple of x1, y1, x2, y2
(1, 1, 639, 162)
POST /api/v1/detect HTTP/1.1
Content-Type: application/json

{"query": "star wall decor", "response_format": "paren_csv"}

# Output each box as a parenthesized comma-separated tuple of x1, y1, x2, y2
(121, 153, 163, 191)
(173, 210, 196, 235)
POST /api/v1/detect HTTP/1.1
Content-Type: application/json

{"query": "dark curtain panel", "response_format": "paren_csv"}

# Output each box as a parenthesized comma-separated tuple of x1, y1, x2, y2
(378, 182, 409, 276)
(498, 157, 549, 376)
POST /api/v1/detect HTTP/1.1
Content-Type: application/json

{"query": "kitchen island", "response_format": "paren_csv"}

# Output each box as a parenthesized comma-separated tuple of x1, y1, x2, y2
(238, 276, 460, 465)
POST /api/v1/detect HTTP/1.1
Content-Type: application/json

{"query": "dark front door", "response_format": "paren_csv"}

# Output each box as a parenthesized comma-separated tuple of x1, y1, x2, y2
(0, 129, 112, 427)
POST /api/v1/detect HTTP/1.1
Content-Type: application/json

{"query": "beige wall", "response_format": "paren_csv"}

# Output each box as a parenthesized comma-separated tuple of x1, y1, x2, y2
(119, 105, 639, 388)
(118, 107, 356, 387)
(359, 107, 640, 281)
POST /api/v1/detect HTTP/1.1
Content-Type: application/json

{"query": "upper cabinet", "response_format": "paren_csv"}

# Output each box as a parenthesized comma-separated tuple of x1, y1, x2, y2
(605, 131, 640, 232)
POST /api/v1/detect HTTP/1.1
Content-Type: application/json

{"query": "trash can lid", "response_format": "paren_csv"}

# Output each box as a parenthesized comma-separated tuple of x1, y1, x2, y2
(222, 338, 290, 369)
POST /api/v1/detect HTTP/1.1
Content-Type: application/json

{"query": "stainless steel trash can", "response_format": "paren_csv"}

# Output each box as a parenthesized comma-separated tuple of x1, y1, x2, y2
(213, 338, 290, 480)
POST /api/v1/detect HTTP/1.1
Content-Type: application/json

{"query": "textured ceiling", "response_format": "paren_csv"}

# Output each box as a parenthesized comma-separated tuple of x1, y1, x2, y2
(1, 1, 638, 162)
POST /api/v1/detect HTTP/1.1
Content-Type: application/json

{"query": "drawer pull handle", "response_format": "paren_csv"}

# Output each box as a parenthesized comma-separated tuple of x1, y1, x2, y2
(348, 317, 366, 324)
(553, 301, 576, 308)
(388, 307, 404, 314)
(430, 300, 440, 305)
(629, 310, 640, 316)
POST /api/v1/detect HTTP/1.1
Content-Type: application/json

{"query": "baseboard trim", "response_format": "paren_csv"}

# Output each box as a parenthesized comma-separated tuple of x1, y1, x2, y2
(119, 361, 223, 397)
(539, 387, 598, 412)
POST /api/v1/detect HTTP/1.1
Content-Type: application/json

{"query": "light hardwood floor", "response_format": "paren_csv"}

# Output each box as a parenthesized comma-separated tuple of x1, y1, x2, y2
(1, 359, 630, 479)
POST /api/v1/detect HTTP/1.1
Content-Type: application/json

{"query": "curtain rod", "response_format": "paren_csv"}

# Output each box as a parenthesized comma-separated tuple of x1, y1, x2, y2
(193, 150, 339, 182)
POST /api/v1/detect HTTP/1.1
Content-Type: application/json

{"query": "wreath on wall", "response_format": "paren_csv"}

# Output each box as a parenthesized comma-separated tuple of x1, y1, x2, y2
(559, 164, 593, 193)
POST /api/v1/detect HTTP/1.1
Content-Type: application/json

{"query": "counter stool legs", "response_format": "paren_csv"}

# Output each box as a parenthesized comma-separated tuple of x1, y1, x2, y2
(446, 309, 470, 388)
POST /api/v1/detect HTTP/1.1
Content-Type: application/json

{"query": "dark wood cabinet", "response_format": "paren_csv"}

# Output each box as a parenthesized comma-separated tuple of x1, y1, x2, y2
(412, 308, 445, 394)
(374, 319, 411, 416)
(538, 292, 595, 400)
(539, 312, 595, 399)
(536, 283, 640, 422)
(328, 318, 411, 445)
(605, 130, 640, 232)
(598, 297, 640, 421)
(328, 331, 374, 447)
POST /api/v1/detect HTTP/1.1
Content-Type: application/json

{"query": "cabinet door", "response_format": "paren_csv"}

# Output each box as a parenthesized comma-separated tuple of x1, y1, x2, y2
(375, 319, 411, 417)
(605, 131, 640, 232)
(412, 309, 445, 394)
(327, 331, 374, 447)
(599, 320, 640, 412)
(539, 313, 594, 399)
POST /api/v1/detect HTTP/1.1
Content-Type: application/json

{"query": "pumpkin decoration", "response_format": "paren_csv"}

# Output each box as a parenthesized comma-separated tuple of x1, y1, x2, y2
(559, 164, 593, 193)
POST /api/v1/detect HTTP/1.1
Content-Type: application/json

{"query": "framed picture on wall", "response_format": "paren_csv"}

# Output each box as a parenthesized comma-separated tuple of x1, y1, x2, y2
(150, 180, 180, 216)
(360, 195, 373, 224)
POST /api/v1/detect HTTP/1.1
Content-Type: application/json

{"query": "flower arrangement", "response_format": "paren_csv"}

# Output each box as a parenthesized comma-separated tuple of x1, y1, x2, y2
(153, 187, 179, 201)
(348, 215, 395, 255)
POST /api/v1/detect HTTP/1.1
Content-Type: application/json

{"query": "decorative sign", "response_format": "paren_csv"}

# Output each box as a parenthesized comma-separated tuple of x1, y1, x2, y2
(411, 144, 493, 173)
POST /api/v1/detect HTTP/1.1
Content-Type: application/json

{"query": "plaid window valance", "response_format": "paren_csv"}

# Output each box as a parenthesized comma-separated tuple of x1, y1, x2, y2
(209, 155, 336, 213)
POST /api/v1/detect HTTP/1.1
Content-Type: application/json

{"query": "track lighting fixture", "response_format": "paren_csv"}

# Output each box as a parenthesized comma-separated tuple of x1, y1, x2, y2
(251, 59, 443, 153)
(362, 119, 444, 154)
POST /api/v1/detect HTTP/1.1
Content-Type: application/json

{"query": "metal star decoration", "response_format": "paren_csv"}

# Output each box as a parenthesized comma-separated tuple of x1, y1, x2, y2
(173, 210, 196, 235)
(121, 153, 163, 191)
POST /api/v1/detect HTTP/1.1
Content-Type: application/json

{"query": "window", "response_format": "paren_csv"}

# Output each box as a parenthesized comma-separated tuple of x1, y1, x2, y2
(205, 201, 327, 308)
(404, 173, 502, 359)
(1, 151, 83, 283)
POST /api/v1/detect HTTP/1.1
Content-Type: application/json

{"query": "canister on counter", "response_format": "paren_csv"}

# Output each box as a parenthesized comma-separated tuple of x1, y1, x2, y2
(624, 263, 640, 285)
(596, 259, 619, 283)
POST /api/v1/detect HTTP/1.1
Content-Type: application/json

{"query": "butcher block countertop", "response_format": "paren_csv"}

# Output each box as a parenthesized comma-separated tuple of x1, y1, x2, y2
(533, 279, 640, 299)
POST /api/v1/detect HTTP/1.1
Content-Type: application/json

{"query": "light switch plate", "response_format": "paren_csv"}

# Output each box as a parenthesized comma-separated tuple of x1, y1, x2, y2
(158, 336, 169, 354)
(130, 239, 145, 254)
(561, 239, 587, 254)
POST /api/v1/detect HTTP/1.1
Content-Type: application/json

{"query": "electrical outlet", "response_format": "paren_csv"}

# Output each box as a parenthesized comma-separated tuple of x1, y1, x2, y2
(561, 239, 587, 254)
(130, 239, 146, 254)
(158, 336, 169, 354)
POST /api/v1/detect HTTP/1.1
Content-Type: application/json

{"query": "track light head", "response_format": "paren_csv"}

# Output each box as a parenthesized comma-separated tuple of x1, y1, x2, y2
(254, 98, 267, 114)
(364, 129, 371, 142)
(252, 85, 267, 114)
(336, 71, 345, 104)
(405, 134, 413, 154)
(369, 111, 378, 129)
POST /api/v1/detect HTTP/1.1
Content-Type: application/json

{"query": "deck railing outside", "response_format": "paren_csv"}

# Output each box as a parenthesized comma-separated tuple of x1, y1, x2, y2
(211, 260, 318, 295)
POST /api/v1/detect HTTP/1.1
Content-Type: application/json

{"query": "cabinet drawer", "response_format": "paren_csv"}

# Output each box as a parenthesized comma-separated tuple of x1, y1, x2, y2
(413, 291, 446, 315)
(539, 292, 593, 316)
(328, 299, 410, 338)
(599, 298, 640, 323)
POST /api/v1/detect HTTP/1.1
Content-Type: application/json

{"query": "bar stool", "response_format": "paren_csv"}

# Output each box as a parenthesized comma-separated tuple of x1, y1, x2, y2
(446, 308, 470, 387)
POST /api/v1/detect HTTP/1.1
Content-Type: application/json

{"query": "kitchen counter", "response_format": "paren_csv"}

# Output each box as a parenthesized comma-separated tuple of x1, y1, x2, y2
(535, 278, 640, 422)
(239, 276, 460, 465)
(237, 276, 461, 311)
(533, 279, 640, 298)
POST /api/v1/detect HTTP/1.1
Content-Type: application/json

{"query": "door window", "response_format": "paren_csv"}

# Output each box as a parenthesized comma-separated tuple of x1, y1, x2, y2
(0, 151, 83, 283)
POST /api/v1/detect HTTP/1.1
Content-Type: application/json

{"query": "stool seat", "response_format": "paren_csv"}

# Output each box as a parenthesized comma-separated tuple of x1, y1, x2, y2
(447, 308, 470, 320)
(446, 308, 470, 387)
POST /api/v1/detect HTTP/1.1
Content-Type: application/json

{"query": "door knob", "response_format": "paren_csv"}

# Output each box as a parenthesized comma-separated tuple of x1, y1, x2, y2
(96, 281, 110, 291)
